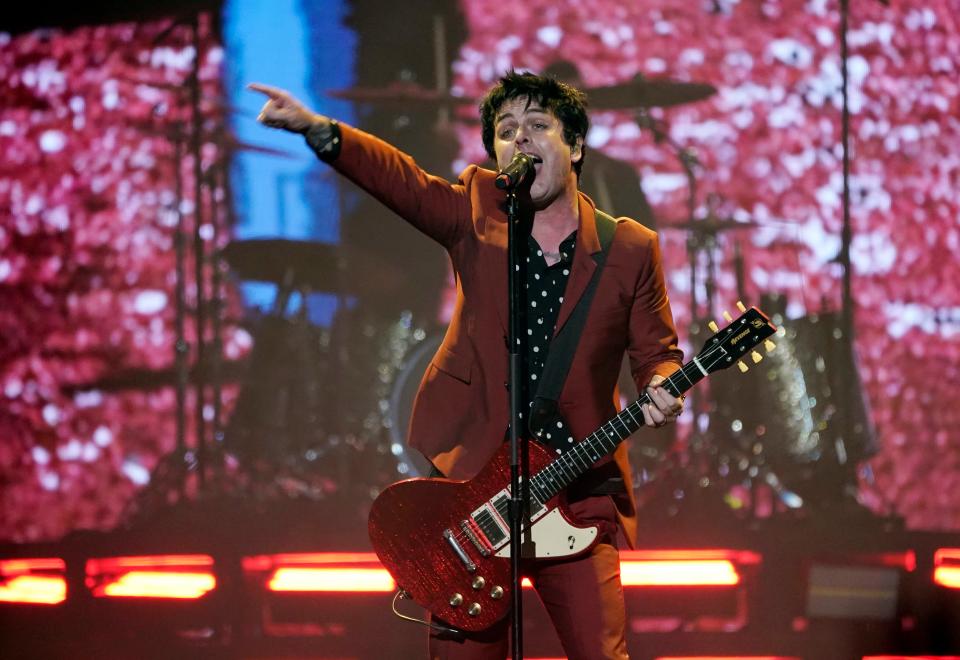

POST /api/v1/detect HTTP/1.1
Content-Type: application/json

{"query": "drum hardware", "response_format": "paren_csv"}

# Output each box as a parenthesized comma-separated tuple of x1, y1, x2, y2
(582, 74, 717, 110)
(326, 73, 716, 114)
(707, 299, 877, 517)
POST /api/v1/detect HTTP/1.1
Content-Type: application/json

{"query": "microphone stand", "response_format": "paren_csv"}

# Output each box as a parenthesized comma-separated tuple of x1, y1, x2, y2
(505, 185, 529, 660)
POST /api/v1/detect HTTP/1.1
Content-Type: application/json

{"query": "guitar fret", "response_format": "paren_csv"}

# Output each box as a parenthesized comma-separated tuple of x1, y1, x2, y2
(573, 445, 590, 470)
(611, 414, 631, 437)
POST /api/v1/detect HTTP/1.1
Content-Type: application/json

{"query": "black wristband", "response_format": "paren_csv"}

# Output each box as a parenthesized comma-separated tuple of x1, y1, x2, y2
(304, 118, 342, 162)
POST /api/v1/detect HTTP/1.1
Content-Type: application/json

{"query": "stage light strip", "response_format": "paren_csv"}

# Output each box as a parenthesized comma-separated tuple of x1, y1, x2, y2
(86, 554, 216, 599)
(657, 657, 800, 660)
(245, 549, 757, 592)
(0, 558, 66, 605)
(621, 559, 740, 586)
(99, 571, 217, 599)
(269, 567, 395, 592)
(934, 548, 960, 589)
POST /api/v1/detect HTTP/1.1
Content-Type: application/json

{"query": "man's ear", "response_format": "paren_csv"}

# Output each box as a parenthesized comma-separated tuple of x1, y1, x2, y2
(571, 135, 584, 164)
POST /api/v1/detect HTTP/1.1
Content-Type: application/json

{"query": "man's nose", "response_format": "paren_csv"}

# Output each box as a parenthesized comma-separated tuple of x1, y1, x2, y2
(514, 126, 530, 145)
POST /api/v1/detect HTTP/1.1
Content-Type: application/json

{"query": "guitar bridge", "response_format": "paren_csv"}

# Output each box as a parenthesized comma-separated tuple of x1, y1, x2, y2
(442, 528, 476, 572)
(460, 519, 492, 557)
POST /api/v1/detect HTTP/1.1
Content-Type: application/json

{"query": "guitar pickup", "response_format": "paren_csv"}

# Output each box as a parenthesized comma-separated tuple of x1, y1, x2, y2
(460, 519, 493, 557)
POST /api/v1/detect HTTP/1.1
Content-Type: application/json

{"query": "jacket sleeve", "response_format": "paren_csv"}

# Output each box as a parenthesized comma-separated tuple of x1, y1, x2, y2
(626, 232, 684, 390)
(325, 122, 473, 250)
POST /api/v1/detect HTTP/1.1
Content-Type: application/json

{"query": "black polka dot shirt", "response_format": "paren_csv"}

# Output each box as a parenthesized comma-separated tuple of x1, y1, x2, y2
(524, 230, 578, 452)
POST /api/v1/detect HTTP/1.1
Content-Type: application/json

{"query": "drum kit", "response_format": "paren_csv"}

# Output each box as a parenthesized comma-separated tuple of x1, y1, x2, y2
(91, 72, 874, 531)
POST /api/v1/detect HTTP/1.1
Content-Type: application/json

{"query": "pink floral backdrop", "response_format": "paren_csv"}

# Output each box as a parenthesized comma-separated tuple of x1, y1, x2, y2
(0, 16, 246, 541)
(1, 1, 959, 542)
(448, 0, 960, 529)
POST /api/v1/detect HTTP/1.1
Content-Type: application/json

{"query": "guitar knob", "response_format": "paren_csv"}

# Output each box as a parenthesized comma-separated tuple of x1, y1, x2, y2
(490, 585, 504, 600)
(468, 602, 482, 617)
(449, 593, 463, 607)
(471, 576, 486, 590)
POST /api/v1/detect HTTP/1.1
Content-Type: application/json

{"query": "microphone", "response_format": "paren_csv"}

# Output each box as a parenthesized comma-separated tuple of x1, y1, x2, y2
(495, 152, 540, 190)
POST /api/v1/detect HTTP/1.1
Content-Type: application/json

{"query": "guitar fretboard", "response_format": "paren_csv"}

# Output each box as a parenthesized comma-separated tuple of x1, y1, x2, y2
(527, 347, 722, 504)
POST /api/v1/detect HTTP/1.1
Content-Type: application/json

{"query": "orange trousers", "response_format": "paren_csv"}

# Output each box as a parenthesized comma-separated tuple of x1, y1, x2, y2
(428, 495, 629, 660)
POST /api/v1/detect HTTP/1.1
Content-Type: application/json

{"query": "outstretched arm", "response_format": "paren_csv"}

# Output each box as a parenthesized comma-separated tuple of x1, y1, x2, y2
(248, 82, 471, 249)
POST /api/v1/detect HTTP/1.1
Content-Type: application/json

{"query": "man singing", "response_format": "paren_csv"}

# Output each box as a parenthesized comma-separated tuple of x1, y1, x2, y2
(250, 71, 684, 659)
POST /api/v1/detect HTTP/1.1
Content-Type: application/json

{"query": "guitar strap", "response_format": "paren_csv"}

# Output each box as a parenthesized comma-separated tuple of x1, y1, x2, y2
(529, 209, 619, 449)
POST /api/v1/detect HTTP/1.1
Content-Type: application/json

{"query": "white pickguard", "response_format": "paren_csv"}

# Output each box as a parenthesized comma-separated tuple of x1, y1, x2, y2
(493, 506, 598, 560)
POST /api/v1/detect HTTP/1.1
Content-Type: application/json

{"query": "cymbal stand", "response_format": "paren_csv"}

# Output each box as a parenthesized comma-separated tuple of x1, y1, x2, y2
(186, 12, 210, 490)
(636, 109, 711, 453)
(205, 160, 228, 453)
(172, 121, 191, 489)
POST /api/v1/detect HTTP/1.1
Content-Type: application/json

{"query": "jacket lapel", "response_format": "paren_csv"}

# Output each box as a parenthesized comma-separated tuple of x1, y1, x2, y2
(553, 194, 602, 337)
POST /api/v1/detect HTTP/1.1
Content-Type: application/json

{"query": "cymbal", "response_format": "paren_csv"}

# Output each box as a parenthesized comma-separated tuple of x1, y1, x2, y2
(328, 82, 475, 108)
(660, 217, 761, 234)
(216, 132, 299, 159)
(124, 119, 298, 159)
(62, 359, 248, 393)
(221, 239, 344, 291)
(222, 239, 417, 299)
(584, 75, 717, 110)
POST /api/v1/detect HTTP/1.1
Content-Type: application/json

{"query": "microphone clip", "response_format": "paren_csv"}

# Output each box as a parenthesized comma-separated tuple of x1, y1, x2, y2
(495, 152, 540, 190)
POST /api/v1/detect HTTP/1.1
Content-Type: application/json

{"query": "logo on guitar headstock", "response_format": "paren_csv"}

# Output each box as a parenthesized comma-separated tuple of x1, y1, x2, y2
(730, 328, 751, 345)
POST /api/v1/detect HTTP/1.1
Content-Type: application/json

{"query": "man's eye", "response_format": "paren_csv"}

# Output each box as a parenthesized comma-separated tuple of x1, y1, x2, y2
(499, 128, 515, 139)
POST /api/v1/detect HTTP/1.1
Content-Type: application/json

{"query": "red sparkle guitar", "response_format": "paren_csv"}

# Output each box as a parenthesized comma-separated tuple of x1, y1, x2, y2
(368, 306, 777, 631)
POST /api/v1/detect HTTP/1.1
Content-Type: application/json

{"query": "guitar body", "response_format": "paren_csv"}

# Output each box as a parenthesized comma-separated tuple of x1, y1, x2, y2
(368, 440, 599, 631)
(368, 306, 777, 632)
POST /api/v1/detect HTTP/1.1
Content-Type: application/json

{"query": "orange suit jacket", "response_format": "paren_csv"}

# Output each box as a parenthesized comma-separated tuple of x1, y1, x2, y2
(330, 123, 683, 544)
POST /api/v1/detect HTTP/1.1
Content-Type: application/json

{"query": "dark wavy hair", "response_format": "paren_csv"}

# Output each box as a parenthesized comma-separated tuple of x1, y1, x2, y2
(479, 70, 589, 176)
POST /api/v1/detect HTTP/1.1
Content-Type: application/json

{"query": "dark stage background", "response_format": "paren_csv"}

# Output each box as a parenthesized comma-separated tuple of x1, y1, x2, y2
(3, 2, 960, 659)
(2, 0, 958, 544)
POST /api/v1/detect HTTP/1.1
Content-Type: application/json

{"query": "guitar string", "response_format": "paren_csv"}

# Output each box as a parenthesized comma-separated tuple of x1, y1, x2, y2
(444, 325, 757, 553)
(443, 335, 741, 552)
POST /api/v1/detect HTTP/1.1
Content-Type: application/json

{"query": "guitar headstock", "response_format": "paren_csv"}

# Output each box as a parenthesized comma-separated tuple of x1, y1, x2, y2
(697, 302, 777, 375)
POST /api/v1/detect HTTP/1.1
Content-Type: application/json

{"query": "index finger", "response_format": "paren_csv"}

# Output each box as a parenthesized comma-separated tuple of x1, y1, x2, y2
(247, 82, 287, 99)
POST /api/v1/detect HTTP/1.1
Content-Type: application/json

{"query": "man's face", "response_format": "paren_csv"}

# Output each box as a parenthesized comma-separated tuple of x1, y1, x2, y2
(493, 97, 582, 208)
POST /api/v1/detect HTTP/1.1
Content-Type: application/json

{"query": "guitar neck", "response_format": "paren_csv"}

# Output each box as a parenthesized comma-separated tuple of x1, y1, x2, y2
(529, 359, 707, 503)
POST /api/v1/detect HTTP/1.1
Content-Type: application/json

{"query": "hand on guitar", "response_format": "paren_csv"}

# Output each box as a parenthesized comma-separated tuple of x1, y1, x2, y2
(641, 374, 684, 428)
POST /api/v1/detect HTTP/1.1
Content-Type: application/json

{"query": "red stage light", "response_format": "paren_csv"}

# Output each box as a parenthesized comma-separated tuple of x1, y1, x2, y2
(0, 558, 66, 605)
(933, 548, 960, 589)
(244, 552, 395, 593)
(240, 549, 759, 593)
(85, 555, 216, 599)
(619, 549, 761, 587)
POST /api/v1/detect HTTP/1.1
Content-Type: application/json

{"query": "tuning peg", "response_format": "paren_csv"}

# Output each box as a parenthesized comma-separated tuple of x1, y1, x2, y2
(764, 339, 776, 353)
(737, 360, 749, 373)
(736, 301, 746, 312)
(708, 320, 719, 333)
(751, 350, 762, 364)
(722, 310, 733, 322)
